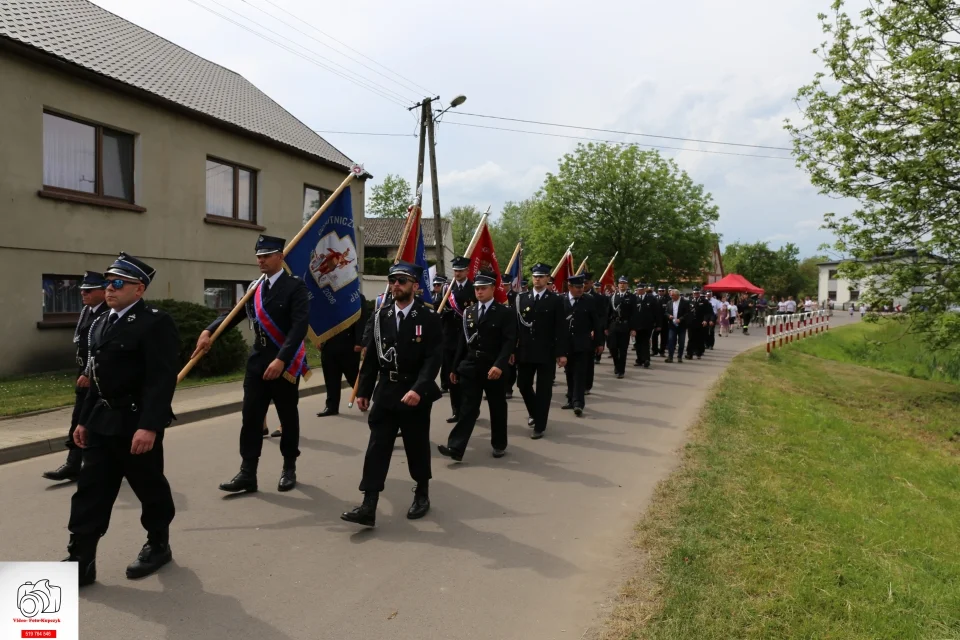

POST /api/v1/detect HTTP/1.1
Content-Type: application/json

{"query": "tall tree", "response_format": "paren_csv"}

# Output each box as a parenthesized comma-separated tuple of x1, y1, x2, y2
(490, 199, 539, 260)
(367, 174, 413, 219)
(528, 143, 719, 282)
(447, 205, 483, 255)
(787, 0, 960, 344)
(723, 241, 811, 298)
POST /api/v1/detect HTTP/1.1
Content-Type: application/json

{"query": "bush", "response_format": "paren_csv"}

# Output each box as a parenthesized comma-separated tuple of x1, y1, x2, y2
(364, 257, 392, 275)
(151, 299, 247, 378)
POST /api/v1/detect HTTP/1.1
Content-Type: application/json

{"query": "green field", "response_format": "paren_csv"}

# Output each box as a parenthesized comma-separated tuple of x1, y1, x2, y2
(604, 321, 960, 640)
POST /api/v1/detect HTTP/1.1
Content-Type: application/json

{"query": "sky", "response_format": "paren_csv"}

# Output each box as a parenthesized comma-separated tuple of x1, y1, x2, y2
(92, 0, 861, 258)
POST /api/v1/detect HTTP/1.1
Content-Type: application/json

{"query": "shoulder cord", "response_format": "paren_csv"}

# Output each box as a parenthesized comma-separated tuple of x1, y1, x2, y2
(463, 304, 479, 344)
(516, 294, 534, 329)
(373, 307, 398, 370)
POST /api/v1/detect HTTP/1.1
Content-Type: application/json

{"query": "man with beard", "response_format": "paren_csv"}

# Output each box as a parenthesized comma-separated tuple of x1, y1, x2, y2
(609, 276, 637, 378)
(341, 262, 443, 527)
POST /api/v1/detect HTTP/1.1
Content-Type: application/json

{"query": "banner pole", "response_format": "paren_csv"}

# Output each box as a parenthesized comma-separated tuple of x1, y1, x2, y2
(434, 213, 488, 314)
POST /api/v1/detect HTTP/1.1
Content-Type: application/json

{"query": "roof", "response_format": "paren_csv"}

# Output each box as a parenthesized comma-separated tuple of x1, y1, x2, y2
(0, 0, 354, 170)
(702, 273, 764, 294)
(364, 217, 450, 248)
(817, 249, 947, 267)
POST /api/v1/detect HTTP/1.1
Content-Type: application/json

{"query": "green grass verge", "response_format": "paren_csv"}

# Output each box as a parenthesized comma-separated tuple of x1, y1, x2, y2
(602, 326, 960, 640)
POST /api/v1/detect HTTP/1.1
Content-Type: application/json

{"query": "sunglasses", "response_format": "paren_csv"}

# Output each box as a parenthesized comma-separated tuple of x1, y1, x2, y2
(106, 278, 139, 290)
(388, 276, 415, 285)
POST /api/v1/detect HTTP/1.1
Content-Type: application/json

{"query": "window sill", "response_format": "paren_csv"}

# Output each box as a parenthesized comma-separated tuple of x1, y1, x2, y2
(38, 189, 146, 213)
(36, 320, 78, 329)
(204, 215, 265, 231)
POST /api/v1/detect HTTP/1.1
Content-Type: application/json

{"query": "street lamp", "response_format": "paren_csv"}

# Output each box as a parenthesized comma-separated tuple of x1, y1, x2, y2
(436, 94, 467, 119)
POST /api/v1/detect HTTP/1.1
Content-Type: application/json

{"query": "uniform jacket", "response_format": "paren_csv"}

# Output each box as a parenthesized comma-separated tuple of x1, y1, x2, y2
(658, 295, 672, 326)
(322, 294, 368, 354)
(79, 299, 180, 436)
(515, 288, 568, 363)
(608, 291, 638, 331)
(206, 272, 310, 369)
(692, 296, 715, 326)
(585, 289, 609, 331)
(74, 302, 109, 377)
(635, 292, 663, 330)
(663, 297, 693, 329)
(562, 293, 604, 353)
(441, 279, 476, 351)
(357, 297, 443, 410)
(453, 300, 516, 375)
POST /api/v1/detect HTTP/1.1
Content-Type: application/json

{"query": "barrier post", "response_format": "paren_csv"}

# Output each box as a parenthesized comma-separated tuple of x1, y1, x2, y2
(766, 315, 772, 355)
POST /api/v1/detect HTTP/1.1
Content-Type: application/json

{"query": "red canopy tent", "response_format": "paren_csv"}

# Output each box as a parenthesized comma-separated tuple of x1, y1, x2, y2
(703, 273, 764, 295)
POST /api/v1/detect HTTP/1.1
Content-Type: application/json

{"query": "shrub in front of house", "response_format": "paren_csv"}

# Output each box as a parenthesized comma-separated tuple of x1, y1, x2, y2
(151, 299, 247, 378)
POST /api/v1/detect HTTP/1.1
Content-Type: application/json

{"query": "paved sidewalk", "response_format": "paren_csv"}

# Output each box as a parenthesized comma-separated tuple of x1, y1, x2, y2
(0, 375, 343, 465)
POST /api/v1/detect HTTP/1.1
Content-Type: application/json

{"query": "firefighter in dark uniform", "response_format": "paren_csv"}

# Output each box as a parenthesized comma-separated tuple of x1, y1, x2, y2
(342, 261, 443, 527)
(63, 254, 179, 587)
(515, 264, 567, 439)
(440, 256, 476, 423)
(431, 275, 448, 394)
(634, 283, 662, 368)
(685, 287, 714, 360)
(562, 274, 604, 416)
(503, 280, 524, 399)
(439, 271, 516, 460)
(609, 275, 638, 378)
(43, 271, 110, 482)
(193, 235, 310, 494)
(316, 293, 368, 417)
(583, 273, 607, 387)
(656, 285, 670, 356)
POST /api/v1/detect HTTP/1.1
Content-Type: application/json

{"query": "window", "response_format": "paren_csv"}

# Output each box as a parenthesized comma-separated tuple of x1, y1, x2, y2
(849, 289, 860, 301)
(204, 280, 250, 312)
(42, 111, 134, 202)
(206, 158, 256, 222)
(828, 269, 838, 279)
(828, 291, 837, 301)
(42, 275, 83, 321)
(303, 185, 332, 224)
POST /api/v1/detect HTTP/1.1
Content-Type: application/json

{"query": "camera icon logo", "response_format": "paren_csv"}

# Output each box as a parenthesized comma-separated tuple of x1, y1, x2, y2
(17, 579, 61, 618)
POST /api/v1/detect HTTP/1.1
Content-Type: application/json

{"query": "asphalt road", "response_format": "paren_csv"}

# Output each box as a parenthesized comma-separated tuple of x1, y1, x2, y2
(1, 327, 778, 639)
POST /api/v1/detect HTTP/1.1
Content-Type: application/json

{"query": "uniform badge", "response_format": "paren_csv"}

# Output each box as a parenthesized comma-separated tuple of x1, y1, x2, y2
(127, 314, 136, 322)
(411, 310, 418, 318)
(416, 325, 422, 337)
(525, 306, 531, 312)
(387, 309, 394, 317)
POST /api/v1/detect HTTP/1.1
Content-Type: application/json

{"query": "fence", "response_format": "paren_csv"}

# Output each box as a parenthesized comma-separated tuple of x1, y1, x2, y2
(765, 310, 830, 355)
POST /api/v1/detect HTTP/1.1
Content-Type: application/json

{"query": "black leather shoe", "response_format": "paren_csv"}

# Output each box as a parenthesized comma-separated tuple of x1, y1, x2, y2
(407, 488, 430, 519)
(125, 542, 172, 579)
(492, 449, 506, 458)
(437, 445, 463, 462)
(574, 407, 583, 417)
(616, 373, 624, 379)
(678, 357, 683, 363)
(262, 426, 269, 437)
(64, 535, 97, 587)
(561, 403, 574, 410)
(278, 463, 296, 492)
(270, 429, 282, 438)
(445, 415, 459, 424)
(505, 391, 514, 399)
(43, 449, 82, 481)
(643, 362, 650, 369)
(527, 417, 536, 427)
(219, 462, 258, 493)
(633, 361, 643, 367)
(316, 408, 339, 418)
(530, 430, 544, 440)
(342, 493, 378, 527)
(665, 357, 674, 363)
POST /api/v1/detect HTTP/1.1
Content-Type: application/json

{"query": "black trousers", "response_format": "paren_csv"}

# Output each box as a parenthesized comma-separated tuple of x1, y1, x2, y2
(240, 362, 300, 461)
(443, 348, 462, 416)
(705, 323, 716, 349)
(635, 327, 653, 365)
(69, 430, 174, 541)
(686, 324, 705, 357)
(66, 386, 85, 450)
(565, 351, 589, 408)
(359, 401, 432, 493)
(448, 362, 508, 453)
(320, 346, 359, 412)
(517, 360, 555, 432)
(667, 324, 686, 358)
(610, 329, 631, 374)
(586, 349, 596, 391)
(657, 323, 669, 354)
(505, 363, 517, 394)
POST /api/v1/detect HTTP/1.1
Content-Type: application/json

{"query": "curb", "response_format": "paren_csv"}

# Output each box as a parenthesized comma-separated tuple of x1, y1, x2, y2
(0, 381, 348, 467)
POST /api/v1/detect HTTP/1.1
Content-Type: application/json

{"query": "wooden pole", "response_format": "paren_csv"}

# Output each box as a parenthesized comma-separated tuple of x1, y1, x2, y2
(598, 252, 619, 283)
(576, 256, 589, 276)
(551, 243, 575, 278)
(178, 167, 365, 383)
(434, 213, 489, 314)
(503, 241, 522, 275)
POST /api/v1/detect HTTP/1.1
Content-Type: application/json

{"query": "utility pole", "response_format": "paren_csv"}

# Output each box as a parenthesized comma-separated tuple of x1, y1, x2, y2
(415, 99, 428, 193)
(426, 105, 446, 276)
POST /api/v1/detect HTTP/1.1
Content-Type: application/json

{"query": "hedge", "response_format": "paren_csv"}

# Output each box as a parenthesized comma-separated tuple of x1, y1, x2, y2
(151, 299, 247, 378)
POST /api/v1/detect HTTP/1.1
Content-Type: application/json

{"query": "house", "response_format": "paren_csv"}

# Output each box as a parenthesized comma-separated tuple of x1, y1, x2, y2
(817, 250, 944, 309)
(703, 241, 724, 284)
(362, 217, 453, 268)
(0, 0, 365, 376)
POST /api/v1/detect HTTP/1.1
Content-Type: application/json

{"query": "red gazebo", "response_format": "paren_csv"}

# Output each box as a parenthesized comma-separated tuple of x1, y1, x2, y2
(702, 273, 764, 295)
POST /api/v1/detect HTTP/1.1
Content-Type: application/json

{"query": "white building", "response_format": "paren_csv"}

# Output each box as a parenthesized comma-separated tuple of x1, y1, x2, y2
(818, 251, 942, 309)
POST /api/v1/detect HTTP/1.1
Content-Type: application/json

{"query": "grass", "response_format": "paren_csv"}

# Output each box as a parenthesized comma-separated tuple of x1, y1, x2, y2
(601, 323, 960, 640)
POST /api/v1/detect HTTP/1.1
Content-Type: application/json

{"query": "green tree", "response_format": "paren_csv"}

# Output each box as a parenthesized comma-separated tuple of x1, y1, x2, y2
(798, 255, 826, 300)
(528, 143, 718, 282)
(490, 198, 539, 265)
(786, 0, 960, 345)
(367, 174, 413, 219)
(723, 241, 810, 298)
(447, 205, 483, 255)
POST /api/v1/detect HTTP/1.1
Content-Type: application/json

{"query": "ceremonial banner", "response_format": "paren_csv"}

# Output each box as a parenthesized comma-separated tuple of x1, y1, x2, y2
(284, 186, 362, 345)
(465, 220, 507, 303)
(552, 248, 575, 293)
(397, 205, 434, 306)
(505, 242, 523, 293)
(599, 254, 617, 292)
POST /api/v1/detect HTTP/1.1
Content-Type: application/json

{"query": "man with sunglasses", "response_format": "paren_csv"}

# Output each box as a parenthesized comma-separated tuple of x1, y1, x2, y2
(440, 256, 476, 424)
(64, 253, 180, 586)
(43, 271, 109, 482)
(439, 270, 516, 461)
(341, 262, 442, 527)
(193, 235, 310, 494)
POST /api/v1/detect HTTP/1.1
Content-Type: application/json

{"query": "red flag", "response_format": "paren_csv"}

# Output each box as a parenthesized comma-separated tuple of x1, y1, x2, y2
(398, 205, 422, 264)
(552, 250, 575, 293)
(467, 220, 507, 303)
(599, 260, 615, 292)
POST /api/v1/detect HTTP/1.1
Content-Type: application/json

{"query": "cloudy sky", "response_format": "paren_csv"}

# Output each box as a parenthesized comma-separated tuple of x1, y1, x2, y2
(94, 0, 859, 258)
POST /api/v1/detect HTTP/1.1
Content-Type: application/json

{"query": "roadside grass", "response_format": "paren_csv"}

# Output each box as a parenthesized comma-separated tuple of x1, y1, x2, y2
(601, 328, 960, 640)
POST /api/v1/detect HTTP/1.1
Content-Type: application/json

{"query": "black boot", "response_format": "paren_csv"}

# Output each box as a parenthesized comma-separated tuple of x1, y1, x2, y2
(341, 492, 378, 527)
(407, 483, 430, 519)
(63, 534, 98, 587)
(43, 449, 82, 482)
(126, 533, 172, 579)
(278, 458, 297, 492)
(219, 458, 258, 493)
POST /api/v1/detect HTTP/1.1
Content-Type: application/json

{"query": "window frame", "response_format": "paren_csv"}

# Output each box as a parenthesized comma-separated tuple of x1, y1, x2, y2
(302, 183, 332, 224)
(40, 273, 84, 327)
(206, 156, 258, 224)
(41, 110, 136, 204)
(203, 279, 251, 313)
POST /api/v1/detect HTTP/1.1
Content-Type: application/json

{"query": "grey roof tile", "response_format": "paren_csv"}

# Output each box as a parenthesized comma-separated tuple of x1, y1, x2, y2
(0, 0, 354, 169)
(364, 217, 449, 248)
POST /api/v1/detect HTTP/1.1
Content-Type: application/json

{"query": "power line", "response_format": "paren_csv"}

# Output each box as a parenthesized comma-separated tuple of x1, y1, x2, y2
(441, 121, 794, 160)
(182, 0, 410, 109)
(447, 112, 794, 152)
(257, 0, 436, 97)
(237, 0, 425, 101)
